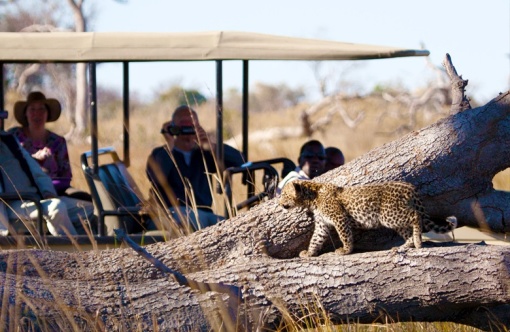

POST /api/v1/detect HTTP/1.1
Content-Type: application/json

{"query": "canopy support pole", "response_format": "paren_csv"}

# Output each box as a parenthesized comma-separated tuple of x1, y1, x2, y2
(242, 60, 255, 200)
(123, 62, 130, 167)
(242, 60, 249, 161)
(216, 60, 224, 169)
(0, 63, 4, 131)
(88, 62, 98, 175)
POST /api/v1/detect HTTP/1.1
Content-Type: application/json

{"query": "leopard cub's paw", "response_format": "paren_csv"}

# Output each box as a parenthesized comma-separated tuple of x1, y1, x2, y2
(253, 239, 268, 256)
(392, 245, 411, 254)
(299, 250, 311, 258)
(334, 248, 349, 255)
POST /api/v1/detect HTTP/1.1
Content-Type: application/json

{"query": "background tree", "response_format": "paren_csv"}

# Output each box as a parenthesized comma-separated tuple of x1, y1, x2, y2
(64, 0, 88, 140)
(153, 84, 208, 110)
(0, 0, 126, 141)
(0, 1, 68, 88)
(248, 82, 306, 113)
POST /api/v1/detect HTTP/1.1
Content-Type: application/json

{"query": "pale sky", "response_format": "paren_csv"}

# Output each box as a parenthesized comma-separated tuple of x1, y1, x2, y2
(93, 0, 509, 104)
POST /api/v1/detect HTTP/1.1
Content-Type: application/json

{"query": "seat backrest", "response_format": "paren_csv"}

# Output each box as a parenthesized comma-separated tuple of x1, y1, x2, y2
(260, 157, 296, 180)
(223, 157, 296, 214)
(81, 147, 148, 236)
(97, 162, 142, 208)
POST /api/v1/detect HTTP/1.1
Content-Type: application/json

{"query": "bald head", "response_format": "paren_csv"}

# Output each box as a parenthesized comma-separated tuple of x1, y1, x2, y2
(169, 105, 202, 151)
(172, 105, 197, 122)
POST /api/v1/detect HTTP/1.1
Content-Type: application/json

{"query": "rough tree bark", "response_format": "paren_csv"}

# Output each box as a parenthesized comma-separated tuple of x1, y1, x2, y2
(1, 55, 510, 331)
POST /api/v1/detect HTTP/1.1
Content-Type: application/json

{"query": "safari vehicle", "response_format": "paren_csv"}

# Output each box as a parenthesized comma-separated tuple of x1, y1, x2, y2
(0, 31, 436, 250)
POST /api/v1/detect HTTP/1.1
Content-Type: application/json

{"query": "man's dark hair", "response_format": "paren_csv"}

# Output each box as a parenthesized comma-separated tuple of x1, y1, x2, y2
(325, 146, 343, 156)
(299, 140, 324, 156)
(297, 140, 326, 166)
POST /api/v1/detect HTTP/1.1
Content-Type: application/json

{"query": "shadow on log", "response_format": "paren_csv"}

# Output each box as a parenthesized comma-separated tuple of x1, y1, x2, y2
(0, 54, 509, 331)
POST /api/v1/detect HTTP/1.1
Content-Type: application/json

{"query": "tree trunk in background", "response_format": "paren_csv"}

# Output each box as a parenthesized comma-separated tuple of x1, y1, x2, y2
(66, 0, 88, 139)
(74, 62, 87, 135)
(1, 56, 510, 331)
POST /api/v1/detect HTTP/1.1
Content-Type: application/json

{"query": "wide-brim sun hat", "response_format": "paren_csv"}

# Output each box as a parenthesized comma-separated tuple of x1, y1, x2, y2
(13, 91, 61, 126)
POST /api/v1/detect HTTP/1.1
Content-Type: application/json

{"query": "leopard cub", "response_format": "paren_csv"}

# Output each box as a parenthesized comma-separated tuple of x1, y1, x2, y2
(278, 180, 457, 257)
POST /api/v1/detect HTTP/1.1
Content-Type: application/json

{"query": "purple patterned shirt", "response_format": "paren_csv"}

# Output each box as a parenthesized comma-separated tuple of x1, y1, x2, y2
(9, 127, 72, 194)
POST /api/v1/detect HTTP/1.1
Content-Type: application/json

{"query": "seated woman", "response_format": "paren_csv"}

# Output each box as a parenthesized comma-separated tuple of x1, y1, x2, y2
(9, 91, 92, 201)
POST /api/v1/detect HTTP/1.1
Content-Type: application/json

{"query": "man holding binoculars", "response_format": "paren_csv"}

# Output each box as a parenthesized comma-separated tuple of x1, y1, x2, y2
(146, 104, 244, 231)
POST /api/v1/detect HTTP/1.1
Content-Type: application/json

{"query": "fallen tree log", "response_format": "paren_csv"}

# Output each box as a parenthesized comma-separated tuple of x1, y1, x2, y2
(1, 238, 510, 331)
(1, 54, 510, 331)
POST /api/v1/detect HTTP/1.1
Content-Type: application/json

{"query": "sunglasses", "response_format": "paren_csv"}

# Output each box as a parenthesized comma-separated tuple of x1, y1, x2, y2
(300, 153, 326, 161)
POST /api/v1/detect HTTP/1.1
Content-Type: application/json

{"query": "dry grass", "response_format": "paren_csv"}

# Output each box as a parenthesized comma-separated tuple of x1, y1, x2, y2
(45, 95, 510, 209)
(3, 96, 508, 331)
(7, 92, 509, 216)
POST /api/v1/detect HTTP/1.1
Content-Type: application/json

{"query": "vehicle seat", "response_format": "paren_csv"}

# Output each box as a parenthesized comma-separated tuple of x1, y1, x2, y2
(81, 147, 154, 236)
(223, 157, 295, 215)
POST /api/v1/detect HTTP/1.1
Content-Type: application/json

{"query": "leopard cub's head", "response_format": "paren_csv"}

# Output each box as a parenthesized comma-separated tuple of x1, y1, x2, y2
(279, 182, 299, 209)
(279, 180, 317, 209)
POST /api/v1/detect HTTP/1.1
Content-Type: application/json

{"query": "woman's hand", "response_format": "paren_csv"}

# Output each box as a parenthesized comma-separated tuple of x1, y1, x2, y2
(31, 147, 52, 161)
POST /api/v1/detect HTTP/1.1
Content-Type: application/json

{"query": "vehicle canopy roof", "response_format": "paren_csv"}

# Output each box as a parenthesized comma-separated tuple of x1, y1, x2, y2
(0, 31, 429, 167)
(0, 31, 429, 62)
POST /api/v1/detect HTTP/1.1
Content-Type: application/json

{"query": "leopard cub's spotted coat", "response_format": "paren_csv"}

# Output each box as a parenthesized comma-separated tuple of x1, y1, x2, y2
(278, 180, 457, 257)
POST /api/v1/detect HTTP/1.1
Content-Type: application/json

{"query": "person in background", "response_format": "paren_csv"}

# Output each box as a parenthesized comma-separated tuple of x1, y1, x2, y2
(324, 146, 345, 172)
(0, 112, 93, 236)
(9, 91, 92, 201)
(146, 105, 245, 231)
(276, 139, 326, 194)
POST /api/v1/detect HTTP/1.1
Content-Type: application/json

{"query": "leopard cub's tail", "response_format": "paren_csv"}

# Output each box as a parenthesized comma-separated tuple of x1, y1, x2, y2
(423, 216, 458, 233)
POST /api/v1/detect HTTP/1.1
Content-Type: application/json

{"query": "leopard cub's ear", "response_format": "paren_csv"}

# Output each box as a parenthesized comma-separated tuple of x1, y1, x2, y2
(292, 180, 317, 199)
(292, 180, 307, 195)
